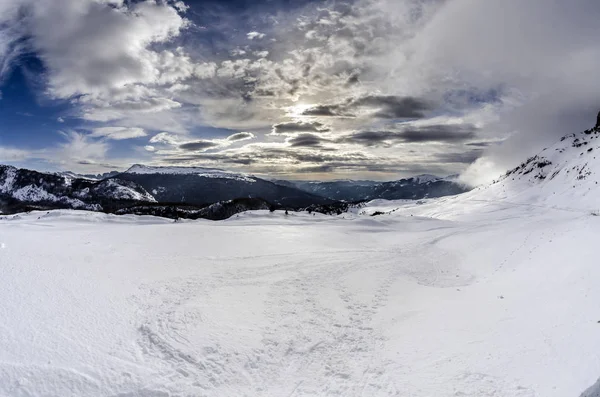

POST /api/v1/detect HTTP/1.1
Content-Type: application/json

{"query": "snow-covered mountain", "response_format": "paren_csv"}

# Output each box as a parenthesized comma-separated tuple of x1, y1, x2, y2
(126, 164, 257, 182)
(0, 165, 155, 213)
(465, 123, 600, 211)
(59, 170, 121, 181)
(281, 174, 468, 202)
(117, 165, 335, 208)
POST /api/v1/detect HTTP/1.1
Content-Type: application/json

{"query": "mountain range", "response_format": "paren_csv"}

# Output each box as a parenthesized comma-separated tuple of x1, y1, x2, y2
(7, 114, 600, 222)
(277, 174, 466, 202)
(0, 162, 470, 219)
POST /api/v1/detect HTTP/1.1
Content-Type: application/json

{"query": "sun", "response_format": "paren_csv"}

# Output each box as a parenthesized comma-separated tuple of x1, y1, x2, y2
(285, 104, 315, 117)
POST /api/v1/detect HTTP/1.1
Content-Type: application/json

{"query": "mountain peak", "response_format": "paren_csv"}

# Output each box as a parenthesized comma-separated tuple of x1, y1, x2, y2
(409, 174, 441, 184)
(124, 164, 257, 182)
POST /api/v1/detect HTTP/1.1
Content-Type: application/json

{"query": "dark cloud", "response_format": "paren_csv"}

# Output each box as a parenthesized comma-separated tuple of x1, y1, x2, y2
(179, 140, 221, 151)
(227, 132, 255, 141)
(301, 105, 343, 117)
(296, 164, 335, 173)
(164, 145, 369, 167)
(466, 140, 503, 148)
(434, 150, 484, 164)
(301, 104, 354, 117)
(272, 121, 330, 134)
(287, 133, 328, 147)
(346, 74, 360, 85)
(398, 125, 477, 143)
(340, 124, 478, 146)
(301, 95, 430, 119)
(159, 142, 476, 177)
(349, 95, 432, 119)
(340, 130, 396, 147)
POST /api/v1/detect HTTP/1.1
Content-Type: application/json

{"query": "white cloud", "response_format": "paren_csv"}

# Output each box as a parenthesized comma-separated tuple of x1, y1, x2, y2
(30, 1, 190, 98)
(56, 130, 109, 165)
(0, 0, 192, 127)
(172, 1, 189, 13)
(149, 132, 181, 145)
(253, 51, 269, 58)
(0, 146, 30, 162)
(246, 31, 266, 40)
(89, 127, 147, 140)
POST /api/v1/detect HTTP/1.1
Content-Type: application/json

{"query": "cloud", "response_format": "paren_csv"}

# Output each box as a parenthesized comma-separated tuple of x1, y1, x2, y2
(300, 95, 431, 120)
(340, 124, 478, 146)
(287, 133, 328, 147)
(247, 31, 266, 40)
(434, 150, 483, 164)
(32, 1, 190, 101)
(301, 105, 350, 117)
(0, 146, 30, 162)
(226, 132, 255, 142)
(348, 95, 431, 119)
(394, 124, 478, 143)
(149, 132, 180, 145)
(272, 121, 330, 134)
(179, 140, 220, 151)
(1, 0, 191, 130)
(57, 130, 109, 166)
(89, 127, 147, 140)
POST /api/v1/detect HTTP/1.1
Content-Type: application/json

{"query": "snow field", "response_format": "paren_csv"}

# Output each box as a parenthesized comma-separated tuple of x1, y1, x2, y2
(0, 202, 599, 396)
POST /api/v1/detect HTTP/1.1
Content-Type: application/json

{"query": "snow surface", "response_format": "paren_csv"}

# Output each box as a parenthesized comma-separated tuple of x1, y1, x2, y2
(126, 164, 257, 183)
(1, 193, 599, 396)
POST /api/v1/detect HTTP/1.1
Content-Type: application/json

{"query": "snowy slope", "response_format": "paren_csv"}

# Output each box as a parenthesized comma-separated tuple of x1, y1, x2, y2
(381, 125, 600, 221)
(469, 125, 600, 211)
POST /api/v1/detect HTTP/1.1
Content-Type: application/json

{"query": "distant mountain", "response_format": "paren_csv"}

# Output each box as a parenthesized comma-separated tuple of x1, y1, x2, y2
(370, 176, 469, 200)
(0, 163, 468, 219)
(278, 175, 468, 202)
(59, 170, 121, 181)
(0, 165, 155, 214)
(115, 165, 335, 208)
(274, 179, 379, 202)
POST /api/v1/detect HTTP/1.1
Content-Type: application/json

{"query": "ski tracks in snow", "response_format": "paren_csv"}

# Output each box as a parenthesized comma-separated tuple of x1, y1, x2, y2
(125, 237, 473, 396)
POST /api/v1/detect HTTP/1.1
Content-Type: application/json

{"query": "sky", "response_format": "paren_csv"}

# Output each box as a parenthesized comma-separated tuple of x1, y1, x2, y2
(0, 0, 600, 182)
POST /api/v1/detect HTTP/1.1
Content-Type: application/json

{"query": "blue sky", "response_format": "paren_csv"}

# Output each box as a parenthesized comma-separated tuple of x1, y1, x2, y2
(0, 0, 599, 182)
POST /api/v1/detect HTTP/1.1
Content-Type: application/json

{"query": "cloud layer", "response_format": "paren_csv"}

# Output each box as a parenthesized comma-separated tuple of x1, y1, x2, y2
(1, 0, 599, 182)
